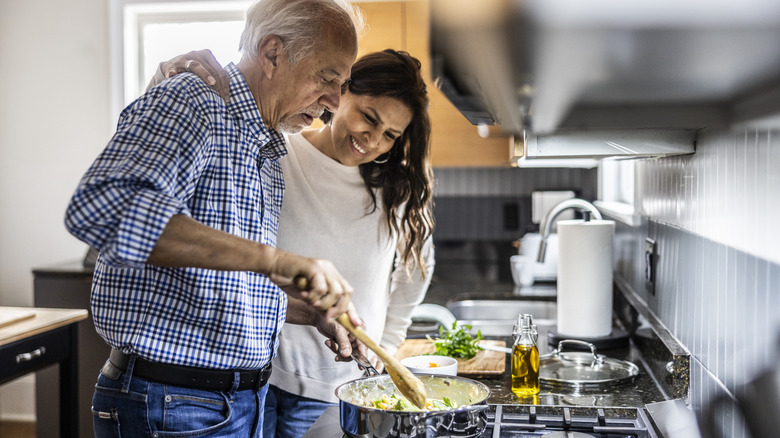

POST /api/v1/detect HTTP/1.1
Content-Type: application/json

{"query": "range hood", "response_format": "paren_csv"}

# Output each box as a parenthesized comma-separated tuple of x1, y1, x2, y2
(430, 0, 780, 141)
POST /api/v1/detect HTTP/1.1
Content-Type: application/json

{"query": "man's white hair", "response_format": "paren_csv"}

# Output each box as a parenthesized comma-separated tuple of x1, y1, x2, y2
(239, 0, 365, 64)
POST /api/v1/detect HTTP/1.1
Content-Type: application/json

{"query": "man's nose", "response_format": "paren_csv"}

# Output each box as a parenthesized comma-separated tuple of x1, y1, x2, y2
(320, 84, 342, 113)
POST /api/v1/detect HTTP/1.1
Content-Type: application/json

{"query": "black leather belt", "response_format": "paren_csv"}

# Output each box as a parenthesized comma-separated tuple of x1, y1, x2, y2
(104, 348, 271, 392)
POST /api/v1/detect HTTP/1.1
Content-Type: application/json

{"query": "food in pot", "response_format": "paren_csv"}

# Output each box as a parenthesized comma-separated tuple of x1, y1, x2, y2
(367, 393, 457, 411)
(338, 374, 487, 413)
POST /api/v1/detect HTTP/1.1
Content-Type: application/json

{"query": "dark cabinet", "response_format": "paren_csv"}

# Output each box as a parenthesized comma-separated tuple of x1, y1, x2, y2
(33, 262, 108, 438)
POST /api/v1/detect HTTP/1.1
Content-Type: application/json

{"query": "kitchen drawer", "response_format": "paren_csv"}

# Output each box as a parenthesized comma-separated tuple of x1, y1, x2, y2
(0, 325, 72, 383)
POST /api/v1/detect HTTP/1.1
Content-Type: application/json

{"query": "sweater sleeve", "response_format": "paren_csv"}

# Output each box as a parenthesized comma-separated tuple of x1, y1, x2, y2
(380, 236, 435, 355)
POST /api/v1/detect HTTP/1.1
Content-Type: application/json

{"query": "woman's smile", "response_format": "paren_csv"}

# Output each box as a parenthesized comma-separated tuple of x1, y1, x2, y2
(350, 135, 367, 155)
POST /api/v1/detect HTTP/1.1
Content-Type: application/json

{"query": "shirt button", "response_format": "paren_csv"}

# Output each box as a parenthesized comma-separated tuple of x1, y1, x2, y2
(165, 395, 172, 403)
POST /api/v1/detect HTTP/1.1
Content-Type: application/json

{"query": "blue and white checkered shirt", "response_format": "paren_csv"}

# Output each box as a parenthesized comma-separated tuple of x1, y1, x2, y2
(65, 63, 287, 369)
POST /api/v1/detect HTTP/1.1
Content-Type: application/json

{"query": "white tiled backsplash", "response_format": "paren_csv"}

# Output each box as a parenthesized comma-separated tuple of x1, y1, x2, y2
(617, 128, 780, 438)
(639, 129, 780, 265)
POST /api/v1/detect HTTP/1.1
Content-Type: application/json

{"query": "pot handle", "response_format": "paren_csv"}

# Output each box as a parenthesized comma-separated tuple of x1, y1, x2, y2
(415, 404, 491, 432)
(459, 403, 490, 414)
(351, 350, 380, 376)
(553, 339, 604, 365)
(418, 403, 490, 420)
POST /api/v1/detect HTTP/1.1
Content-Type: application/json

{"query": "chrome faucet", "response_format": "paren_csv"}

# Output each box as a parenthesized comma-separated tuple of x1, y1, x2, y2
(537, 198, 602, 263)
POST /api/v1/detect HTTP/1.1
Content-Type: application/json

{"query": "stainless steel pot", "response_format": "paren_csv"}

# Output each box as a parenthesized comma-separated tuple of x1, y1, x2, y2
(540, 340, 639, 389)
(335, 374, 490, 438)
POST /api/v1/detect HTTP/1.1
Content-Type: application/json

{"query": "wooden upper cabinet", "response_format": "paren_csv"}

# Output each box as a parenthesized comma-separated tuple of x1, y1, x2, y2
(355, 2, 404, 58)
(354, 1, 512, 167)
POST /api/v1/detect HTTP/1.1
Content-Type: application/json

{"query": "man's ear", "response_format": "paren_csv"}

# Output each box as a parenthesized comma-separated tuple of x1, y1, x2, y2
(258, 34, 283, 79)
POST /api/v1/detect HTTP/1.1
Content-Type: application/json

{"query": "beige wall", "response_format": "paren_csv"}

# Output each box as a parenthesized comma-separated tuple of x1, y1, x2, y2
(0, 0, 111, 420)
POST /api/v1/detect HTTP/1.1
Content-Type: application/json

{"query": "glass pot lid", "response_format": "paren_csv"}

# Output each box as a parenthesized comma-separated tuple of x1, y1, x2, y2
(540, 340, 639, 388)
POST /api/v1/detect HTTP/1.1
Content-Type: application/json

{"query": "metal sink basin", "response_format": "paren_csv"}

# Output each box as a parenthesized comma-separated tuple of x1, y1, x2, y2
(447, 299, 557, 337)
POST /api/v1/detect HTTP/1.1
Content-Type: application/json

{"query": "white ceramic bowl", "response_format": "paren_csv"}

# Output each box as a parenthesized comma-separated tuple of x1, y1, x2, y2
(400, 355, 458, 376)
(510, 254, 535, 287)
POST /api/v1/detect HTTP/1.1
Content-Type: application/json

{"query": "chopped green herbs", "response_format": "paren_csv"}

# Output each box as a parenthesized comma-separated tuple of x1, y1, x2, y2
(426, 322, 483, 359)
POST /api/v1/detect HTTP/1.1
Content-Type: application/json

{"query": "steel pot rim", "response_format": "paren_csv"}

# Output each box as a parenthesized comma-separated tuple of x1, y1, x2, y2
(335, 373, 491, 412)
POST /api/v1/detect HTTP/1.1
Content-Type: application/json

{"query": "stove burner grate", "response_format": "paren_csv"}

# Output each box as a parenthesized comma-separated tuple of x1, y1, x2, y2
(482, 404, 660, 437)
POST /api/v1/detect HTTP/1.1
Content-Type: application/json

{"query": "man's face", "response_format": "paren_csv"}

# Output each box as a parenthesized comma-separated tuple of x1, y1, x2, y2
(272, 44, 356, 134)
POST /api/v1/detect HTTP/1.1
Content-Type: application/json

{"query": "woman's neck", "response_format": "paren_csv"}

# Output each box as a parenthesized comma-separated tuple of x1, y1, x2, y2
(302, 126, 338, 162)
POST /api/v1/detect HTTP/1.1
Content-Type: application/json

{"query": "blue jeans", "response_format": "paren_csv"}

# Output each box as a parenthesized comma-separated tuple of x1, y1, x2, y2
(262, 385, 335, 438)
(92, 361, 269, 437)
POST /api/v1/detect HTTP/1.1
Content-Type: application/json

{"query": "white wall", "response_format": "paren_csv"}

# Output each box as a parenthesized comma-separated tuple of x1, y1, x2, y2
(0, 0, 111, 421)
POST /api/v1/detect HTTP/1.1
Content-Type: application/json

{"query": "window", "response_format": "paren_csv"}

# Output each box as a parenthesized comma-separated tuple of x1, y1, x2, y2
(596, 158, 639, 225)
(112, 0, 251, 119)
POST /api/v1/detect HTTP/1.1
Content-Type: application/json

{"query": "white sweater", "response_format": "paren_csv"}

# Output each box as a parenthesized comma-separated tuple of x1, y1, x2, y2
(269, 132, 434, 402)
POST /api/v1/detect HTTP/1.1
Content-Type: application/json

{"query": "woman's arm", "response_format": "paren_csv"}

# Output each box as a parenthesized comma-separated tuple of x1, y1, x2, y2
(380, 236, 436, 355)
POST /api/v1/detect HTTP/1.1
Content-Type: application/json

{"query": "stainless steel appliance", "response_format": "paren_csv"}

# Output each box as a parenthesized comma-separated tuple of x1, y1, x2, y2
(303, 403, 660, 437)
(482, 404, 658, 437)
(429, 0, 780, 136)
(335, 374, 490, 438)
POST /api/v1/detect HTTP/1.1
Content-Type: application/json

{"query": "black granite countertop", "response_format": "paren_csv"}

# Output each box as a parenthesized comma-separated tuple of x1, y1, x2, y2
(476, 333, 667, 408)
(420, 279, 685, 409)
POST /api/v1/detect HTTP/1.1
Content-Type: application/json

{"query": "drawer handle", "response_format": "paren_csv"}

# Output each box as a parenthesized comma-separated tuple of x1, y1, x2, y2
(16, 346, 46, 363)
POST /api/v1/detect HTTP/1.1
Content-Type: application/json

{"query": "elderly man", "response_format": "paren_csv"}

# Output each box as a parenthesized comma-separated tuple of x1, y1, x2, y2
(64, 0, 361, 436)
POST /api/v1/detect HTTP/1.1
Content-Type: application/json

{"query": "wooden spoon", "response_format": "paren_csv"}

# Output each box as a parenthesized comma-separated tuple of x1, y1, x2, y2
(294, 276, 428, 409)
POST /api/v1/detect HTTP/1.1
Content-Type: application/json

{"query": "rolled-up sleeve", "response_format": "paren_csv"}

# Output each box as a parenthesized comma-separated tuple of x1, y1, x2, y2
(65, 84, 209, 268)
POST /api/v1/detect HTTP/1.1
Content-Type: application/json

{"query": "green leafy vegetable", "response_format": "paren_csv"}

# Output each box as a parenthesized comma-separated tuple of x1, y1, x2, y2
(426, 322, 483, 359)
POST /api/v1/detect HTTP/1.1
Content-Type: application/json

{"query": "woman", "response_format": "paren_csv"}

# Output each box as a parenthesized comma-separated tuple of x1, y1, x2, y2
(156, 49, 435, 437)
(266, 49, 434, 437)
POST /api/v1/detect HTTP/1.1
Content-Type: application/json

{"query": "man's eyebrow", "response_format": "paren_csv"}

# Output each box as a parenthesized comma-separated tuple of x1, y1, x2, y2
(321, 68, 348, 81)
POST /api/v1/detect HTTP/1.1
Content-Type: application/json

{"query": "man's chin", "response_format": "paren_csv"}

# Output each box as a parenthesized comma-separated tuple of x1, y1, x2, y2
(278, 114, 317, 134)
(277, 121, 307, 134)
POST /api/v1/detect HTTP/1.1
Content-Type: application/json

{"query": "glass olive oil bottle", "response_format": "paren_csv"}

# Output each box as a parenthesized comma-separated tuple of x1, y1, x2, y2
(511, 314, 540, 396)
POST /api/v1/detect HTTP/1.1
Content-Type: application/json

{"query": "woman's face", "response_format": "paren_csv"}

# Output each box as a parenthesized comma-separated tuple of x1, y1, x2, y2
(328, 91, 413, 166)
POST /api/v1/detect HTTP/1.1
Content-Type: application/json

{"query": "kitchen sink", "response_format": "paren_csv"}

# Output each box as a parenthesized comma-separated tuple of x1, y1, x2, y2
(446, 299, 557, 337)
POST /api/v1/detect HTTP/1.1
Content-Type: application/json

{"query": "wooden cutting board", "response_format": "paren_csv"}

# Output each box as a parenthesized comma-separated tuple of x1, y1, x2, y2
(395, 339, 506, 376)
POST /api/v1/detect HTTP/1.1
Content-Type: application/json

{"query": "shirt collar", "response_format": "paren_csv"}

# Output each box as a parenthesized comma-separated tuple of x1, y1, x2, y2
(225, 63, 286, 160)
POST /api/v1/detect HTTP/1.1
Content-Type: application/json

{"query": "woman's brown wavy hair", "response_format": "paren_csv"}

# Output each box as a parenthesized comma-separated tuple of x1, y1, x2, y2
(321, 49, 434, 277)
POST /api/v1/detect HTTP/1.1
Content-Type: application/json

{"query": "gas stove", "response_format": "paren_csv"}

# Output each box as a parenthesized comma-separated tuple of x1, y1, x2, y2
(302, 404, 661, 438)
(481, 404, 659, 437)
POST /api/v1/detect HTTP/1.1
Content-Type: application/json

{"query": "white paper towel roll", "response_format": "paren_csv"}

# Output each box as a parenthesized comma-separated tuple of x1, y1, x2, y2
(556, 219, 615, 338)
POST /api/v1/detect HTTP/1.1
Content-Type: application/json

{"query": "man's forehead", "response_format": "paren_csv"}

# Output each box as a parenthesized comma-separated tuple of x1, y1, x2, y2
(312, 30, 357, 76)
(312, 49, 354, 78)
